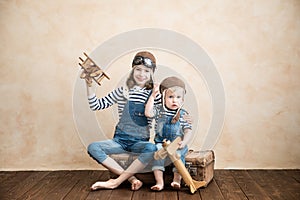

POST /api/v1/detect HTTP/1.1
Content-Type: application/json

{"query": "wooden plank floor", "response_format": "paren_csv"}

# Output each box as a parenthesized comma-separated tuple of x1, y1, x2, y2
(0, 170, 299, 200)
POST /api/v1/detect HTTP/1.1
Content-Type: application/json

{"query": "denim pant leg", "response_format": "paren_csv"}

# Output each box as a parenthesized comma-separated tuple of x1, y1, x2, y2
(87, 139, 127, 164)
(130, 141, 157, 165)
(152, 143, 166, 171)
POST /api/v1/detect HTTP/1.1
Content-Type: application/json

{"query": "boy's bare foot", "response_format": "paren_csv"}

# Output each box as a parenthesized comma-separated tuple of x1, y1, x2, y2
(131, 179, 143, 191)
(151, 184, 164, 191)
(90, 179, 118, 190)
(171, 181, 181, 190)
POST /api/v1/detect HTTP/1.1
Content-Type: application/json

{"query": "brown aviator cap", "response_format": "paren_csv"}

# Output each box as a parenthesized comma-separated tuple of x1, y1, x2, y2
(159, 76, 186, 94)
(132, 51, 156, 72)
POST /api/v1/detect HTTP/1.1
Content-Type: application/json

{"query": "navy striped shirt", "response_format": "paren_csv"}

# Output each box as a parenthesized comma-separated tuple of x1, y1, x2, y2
(154, 105, 192, 131)
(88, 86, 161, 122)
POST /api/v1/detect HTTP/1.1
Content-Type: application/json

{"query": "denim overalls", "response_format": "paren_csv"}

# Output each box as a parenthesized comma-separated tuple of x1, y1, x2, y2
(152, 106, 188, 172)
(88, 100, 157, 165)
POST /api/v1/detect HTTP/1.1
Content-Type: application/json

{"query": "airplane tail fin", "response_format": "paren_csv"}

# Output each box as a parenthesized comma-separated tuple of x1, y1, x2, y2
(189, 180, 207, 194)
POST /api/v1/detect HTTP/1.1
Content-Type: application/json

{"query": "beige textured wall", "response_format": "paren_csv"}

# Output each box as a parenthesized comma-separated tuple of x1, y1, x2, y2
(0, 0, 299, 170)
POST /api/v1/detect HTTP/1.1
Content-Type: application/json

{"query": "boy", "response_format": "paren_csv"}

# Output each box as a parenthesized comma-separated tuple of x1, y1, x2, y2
(145, 76, 193, 191)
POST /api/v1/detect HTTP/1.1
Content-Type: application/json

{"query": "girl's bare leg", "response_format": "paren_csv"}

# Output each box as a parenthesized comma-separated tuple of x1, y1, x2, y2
(128, 176, 143, 191)
(91, 157, 141, 190)
(101, 157, 124, 175)
(91, 159, 146, 190)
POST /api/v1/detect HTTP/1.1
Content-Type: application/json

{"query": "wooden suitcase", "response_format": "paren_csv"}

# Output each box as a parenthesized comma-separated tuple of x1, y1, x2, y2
(184, 150, 215, 187)
(109, 150, 215, 187)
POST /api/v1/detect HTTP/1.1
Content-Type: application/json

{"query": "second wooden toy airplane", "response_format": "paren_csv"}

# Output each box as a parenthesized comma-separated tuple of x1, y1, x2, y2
(154, 137, 207, 194)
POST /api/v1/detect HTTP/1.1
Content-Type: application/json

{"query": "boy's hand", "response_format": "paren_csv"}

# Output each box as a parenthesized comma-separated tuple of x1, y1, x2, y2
(178, 141, 186, 149)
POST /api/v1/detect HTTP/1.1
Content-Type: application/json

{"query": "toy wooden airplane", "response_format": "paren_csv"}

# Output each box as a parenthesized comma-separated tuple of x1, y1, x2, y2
(154, 137, 206, 194)
(79, 52, 110, 86)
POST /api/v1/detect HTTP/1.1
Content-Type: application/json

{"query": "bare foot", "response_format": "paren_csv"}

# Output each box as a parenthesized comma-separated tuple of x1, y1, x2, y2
(131, 179, 143, 191)
(151, 184, 164, 191)
(171, 181, 181, 190)
(90, 179, 118, 190)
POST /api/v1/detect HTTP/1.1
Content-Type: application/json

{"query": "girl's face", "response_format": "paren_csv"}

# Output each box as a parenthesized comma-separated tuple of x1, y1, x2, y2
(164, 87, 184, 110)
(133, 65, 152, 87)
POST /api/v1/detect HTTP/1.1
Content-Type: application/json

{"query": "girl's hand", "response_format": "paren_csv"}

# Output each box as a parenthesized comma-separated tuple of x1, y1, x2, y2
(152, 83, 160, 97)
(183, 114, 193, 125)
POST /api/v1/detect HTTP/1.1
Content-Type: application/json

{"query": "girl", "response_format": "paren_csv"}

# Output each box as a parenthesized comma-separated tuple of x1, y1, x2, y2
(86, 51, 159, 190)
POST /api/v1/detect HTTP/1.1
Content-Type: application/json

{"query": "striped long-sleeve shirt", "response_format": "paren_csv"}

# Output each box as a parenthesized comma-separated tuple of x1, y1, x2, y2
(153, 105, 192, 132)
(88, 86, 161, 120)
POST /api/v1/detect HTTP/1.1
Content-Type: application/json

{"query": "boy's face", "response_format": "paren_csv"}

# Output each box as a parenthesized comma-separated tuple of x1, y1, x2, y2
(133, 65, 152, 87)
(164, 87, 184, 110)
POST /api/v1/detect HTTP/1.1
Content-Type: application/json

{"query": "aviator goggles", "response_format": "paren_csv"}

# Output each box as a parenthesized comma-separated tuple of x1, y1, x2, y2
(132, 56, 156, 71)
